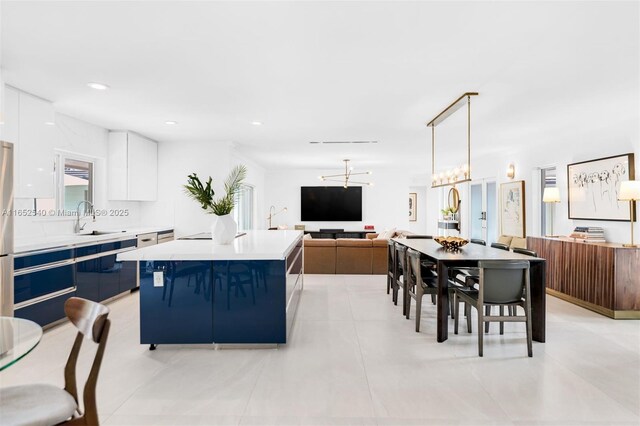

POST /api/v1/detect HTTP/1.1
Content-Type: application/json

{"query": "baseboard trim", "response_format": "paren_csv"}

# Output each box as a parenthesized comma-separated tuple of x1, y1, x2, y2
(545, 289, 640, 320)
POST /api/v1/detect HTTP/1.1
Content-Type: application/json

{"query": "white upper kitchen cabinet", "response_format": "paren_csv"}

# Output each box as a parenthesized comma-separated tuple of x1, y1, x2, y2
(107, 131, 158, 201)
(1, 86, 20, 144)
(14, 89, 56, 199)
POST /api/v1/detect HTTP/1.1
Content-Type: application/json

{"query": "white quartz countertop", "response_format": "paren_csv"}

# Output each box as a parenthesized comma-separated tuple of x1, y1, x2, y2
(117, 230, 303, 261)
(15, 226, 174, 254)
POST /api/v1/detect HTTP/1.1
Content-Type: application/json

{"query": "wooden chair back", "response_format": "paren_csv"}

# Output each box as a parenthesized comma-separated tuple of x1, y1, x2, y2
(63, 297, 111, 426)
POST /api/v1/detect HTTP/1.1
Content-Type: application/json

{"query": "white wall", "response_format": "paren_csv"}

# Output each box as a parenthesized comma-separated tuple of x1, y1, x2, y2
(13, 112, 145, 239)
(264, 168, 414, 233)
(139, 141, 264, 237)
(426, 116, 640, 244)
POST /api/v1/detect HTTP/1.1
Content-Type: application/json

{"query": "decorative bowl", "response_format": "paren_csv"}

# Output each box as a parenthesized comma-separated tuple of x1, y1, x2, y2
(434, 236, 469, 252)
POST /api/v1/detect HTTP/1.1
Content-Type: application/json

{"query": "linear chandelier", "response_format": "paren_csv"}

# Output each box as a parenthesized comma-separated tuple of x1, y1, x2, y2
(319, 159, 373, 188)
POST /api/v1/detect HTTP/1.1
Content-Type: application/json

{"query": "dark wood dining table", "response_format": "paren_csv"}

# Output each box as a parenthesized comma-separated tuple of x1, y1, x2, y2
(392, 238, 546, 343)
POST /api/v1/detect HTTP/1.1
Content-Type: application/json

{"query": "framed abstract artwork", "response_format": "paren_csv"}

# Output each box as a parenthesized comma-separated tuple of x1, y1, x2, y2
(567, 153, 635, 221)
(409, 192, 417, 222)
(500, 180, 526, 238)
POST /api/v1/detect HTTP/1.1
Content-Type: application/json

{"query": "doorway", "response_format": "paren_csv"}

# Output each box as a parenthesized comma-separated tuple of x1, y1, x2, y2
(470, 179, 497, 244)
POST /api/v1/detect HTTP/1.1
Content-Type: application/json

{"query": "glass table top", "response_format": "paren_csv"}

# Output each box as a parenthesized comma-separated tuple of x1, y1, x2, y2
(0, 317, 43, 371)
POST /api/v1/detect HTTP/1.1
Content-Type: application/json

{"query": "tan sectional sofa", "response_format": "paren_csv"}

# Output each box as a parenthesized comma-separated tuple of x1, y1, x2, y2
(304, 236, 388, 275)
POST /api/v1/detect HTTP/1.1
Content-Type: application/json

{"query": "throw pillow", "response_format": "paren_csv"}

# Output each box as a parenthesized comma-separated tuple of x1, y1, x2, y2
(510, 237, 526, 249)
(377, 228, 396, 240)
(498, 235, 513, 245)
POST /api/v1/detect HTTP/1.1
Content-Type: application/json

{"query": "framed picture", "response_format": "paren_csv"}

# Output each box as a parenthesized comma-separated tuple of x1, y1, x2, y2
(568, 153, 635, 221)
(500, 180, 526, 237)
(409, 192, 417, 222)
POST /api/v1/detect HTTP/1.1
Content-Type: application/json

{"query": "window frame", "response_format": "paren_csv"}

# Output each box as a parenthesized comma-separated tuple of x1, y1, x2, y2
(35, 151, 96, 216)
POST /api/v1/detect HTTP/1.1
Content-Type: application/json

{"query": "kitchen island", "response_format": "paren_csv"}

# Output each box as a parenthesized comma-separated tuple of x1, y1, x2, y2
(117, 230, 304, 347)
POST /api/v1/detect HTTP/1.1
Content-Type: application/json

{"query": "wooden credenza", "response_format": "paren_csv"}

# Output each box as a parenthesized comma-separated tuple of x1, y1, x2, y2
(527, 236, 640, 319)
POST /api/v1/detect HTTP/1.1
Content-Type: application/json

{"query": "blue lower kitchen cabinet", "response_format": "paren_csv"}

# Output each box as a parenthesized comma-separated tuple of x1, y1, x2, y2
(139, 261, 214, 344)
(138, 258, 297, 345)
(212, 260, 286, 344)
(98, 254, 121, 301)
(119, 259, 137, 293)
(14, 237, 142, 328)
(14, 249, 76, 326)
(75, 257, 101, 302)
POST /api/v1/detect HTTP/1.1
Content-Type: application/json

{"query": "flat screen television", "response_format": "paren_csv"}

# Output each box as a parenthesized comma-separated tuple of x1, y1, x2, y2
(301, 186, 362, 221)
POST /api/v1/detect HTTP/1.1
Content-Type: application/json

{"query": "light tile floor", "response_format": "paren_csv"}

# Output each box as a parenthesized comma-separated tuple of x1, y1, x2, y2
(1, 274, 639, 425)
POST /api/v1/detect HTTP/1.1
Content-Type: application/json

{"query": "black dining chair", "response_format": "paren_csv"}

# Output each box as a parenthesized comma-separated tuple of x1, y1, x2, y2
(387, 240, 396, 296)
(393, 244, 408, 313)
(454, 260, 532, 357)
(405, 248, 455, 332)
(470, 239, 486, 246)
(513, 248, 538, 257)
(490, 242, 510, 251)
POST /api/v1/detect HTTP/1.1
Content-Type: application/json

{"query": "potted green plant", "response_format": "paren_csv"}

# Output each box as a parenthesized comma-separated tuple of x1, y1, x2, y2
(184, 165, 247, 244)
(440, 207, 455, 221)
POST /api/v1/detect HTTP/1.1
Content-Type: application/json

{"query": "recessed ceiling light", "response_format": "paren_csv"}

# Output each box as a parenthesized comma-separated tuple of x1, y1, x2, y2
(251, 121, 263, 126)
(87, 82, 110, 90)
(165, 121, 178, 125)
(44, 121, 55, 126)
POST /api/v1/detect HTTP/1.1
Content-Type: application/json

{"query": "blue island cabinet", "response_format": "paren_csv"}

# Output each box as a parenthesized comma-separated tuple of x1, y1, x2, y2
(134, 231, 304, 347)
(139, 259, 292, 344)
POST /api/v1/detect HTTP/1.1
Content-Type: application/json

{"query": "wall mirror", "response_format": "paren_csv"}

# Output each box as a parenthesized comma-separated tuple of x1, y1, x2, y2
(447, 187, 460, 213)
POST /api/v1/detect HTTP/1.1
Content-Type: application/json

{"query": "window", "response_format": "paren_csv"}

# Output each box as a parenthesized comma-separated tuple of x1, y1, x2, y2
(35, 153, 94, 214)
(541, 167, 557, 236)
(63, 158, 93, 212)
(234, 184, 254, 231)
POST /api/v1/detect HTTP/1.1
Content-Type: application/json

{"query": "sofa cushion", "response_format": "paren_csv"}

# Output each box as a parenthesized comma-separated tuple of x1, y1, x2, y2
(371, 239, 388, 247)
(336, 244, 373, 274)
(336, 238, 372, 247)
(304, 238, 336, 247)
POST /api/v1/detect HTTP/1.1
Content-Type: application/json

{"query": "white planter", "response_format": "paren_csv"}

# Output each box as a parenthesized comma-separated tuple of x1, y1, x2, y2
(211, 214, 237, 245)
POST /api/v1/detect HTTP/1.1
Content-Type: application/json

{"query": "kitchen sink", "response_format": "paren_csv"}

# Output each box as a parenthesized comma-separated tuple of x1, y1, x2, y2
(78, 230, 126, 236)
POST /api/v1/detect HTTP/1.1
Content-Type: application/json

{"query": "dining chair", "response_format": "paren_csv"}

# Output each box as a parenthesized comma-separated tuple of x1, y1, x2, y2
(509, 248, 537, 315)
(513, 248, 538, 257)
(405, 249, 456, 332)
(490, 242, 510, 251)
(403, 235, 437, 296)
(470, 239, 486, 246)
(454, 260, 532, 357)
(0, 297, 111, 425)
(393, 244, 408, 313)
(387, 239, 396, 296)
(482, 247, 534, 325)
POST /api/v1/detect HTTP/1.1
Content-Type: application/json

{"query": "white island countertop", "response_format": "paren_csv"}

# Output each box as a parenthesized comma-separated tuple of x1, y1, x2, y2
(117, 230, 303, 261)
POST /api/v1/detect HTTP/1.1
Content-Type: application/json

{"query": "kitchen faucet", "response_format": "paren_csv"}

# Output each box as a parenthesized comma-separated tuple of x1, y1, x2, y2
(75, 200, 96, 233)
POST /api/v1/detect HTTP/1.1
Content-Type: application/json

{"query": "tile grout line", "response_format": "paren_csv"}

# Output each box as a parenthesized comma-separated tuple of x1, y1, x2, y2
(347, 277, 381, 423)
(237, 346, 275, 424)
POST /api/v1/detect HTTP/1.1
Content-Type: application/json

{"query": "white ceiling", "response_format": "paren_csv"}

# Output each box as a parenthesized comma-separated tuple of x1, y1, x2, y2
(2, 1, 638, 170)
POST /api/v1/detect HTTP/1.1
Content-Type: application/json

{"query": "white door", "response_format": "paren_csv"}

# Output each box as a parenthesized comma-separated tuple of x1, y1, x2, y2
(469, 179, 497, 244)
